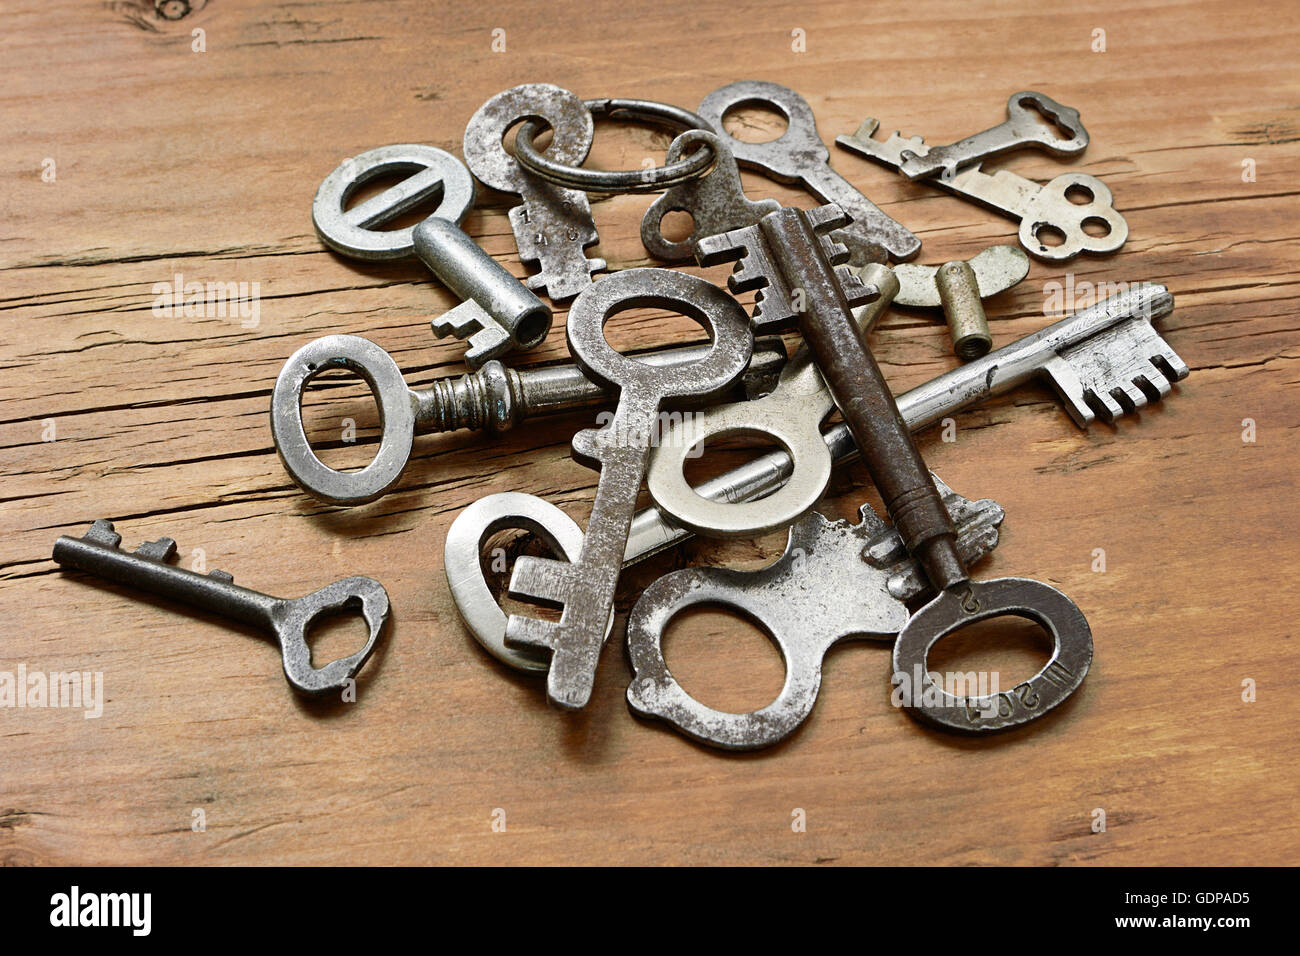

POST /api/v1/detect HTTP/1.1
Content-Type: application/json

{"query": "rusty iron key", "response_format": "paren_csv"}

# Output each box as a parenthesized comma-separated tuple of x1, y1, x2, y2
(697, 204, 1092, 733)
(504, 268, 753, 710)
(53, 520, 389, 696)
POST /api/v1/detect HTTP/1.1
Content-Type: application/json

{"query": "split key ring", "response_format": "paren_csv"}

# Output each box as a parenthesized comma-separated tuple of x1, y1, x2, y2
(513, 98, 717, 193)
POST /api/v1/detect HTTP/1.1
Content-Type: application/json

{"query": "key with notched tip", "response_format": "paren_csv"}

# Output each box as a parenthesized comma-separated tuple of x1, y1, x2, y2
(52, 520, 389, 696)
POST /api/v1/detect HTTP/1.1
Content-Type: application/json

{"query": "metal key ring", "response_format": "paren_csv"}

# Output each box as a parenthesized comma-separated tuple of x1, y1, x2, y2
(513, 98, 717, 193)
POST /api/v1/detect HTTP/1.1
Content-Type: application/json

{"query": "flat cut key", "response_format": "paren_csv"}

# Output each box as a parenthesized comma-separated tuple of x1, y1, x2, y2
(504, 269, 753, 710)
(837, 119, 1126, 261)
(893, 91, 1088, 180)
(696, 81, 920, 264)
(623, 282, 1185, 564)
(462, 83, 606, 301)
(53, 520, 389, 696)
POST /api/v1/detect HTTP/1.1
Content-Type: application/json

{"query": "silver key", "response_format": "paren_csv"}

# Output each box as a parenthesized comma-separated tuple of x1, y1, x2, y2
(462, 84, 606, 301)
(696, 80, 920, 264)
(53, 520, 388, 696)
(837, 119, 1126, 261)
(625, 480, 1004, 750)
(624, 282, 1187, 562)
(505, 269, 753, 710)
(313, 144, 552, 367)
(271, 333, 787, 506)
(894, 91, 1088, 180)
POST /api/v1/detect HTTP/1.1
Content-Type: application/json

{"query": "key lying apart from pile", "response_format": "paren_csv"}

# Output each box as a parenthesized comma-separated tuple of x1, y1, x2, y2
(53, 80, 1189, 750)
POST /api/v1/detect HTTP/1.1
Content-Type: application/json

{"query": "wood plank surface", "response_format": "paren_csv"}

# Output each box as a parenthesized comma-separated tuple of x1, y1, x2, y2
(2, 0, 1297, 865)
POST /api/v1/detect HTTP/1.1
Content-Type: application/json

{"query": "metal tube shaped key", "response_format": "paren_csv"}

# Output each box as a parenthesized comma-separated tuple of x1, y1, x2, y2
(312, 143, 552, 367)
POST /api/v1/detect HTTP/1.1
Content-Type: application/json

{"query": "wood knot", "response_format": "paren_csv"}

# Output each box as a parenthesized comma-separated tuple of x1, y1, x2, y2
(109, 0, 209, 31)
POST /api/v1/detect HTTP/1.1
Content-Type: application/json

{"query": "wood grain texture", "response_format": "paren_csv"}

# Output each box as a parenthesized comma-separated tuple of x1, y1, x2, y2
(2, 0, 1297, 865)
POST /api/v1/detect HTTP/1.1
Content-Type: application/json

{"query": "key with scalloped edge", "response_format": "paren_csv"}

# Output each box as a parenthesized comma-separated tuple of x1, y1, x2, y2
(836, 118, 1126, 261)
(52, 520, 389, 696)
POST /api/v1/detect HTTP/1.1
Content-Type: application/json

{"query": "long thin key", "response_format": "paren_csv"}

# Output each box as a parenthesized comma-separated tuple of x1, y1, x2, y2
(52, 520, 389, 696)
(699, 203, 1097, 734)
(895, 91, 1088, 180)
(623, 282, 1185, 564)
(696, 81, 920, 264)
(504, 269, 753, 710)
(271, 334, 786, 506)
(462, 83, 606, 301)
(626, 481, 1005, 750)
(837, 119, 1126, 261)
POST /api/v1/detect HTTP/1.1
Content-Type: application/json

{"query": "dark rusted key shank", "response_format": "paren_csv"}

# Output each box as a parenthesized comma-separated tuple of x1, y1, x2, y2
(755, 207, 968, 591)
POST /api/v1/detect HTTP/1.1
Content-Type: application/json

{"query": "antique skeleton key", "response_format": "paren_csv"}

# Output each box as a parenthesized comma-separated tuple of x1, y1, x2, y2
(837, 118, 1126, 261)
(696, 81, 920, 264)
(893, 91, 1089, 180)
(462, 83, 606, 301)
(504, 269, 753, 710)
(697, 203, 1094, 733)
(53, 520, 388, 696)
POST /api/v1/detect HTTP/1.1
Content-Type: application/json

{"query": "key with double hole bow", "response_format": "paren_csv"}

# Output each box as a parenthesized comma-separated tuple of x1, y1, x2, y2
(53, 520, 389, 696)
(696, 81, 920, 264)
(837, 118, 1127, 261)
(697, 203, 1094, 733)
(313, 143, 552, 367)
(504, 268, 753, 710)
(462, 83, 606, 301)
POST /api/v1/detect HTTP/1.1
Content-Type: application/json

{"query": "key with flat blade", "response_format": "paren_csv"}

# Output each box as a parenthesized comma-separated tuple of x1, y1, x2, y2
(624, 282, 1186, 562)
(505, 269, 753, 710)
(837, 119, 1127, 261)
(52, 520, 389, 696)
(462, 83, 606, 301)
(696, 81, 920, 264)
(894, 91, 1089, 180)
(626, 480, 1004, 750)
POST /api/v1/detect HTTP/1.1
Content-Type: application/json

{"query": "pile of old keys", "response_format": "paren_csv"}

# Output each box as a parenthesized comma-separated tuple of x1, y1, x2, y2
(58, 81, 1190, 741)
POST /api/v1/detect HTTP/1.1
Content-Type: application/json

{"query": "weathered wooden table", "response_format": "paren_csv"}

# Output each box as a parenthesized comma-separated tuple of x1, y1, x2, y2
(3, 0, 1297, 865)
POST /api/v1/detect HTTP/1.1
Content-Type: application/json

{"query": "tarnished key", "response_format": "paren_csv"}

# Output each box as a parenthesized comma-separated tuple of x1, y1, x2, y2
(698, 203, 1095, 733)
(271, 334, 786, 506)
(52, 520, 389, 696)
(641, 129, 779, 261)
(313, 143, 552, 368)
(463, 83, 606, 301)
(837, 119, 1126, 261)
(626, 480, 1004, 750)
(894, 91, 1089, 180)
(505, 269, 753, 710)
(696, 80, 920, 264)
(624, 282, 1186, 563)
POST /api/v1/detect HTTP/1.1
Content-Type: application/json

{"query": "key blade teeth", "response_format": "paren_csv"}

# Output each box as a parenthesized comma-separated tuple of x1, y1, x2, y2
(83, 519, 121, 549)
(807, 203, 852, 234)
(135, 537, 178, 563)
(834, 266, 876, 308)
(209, 570, 234, 583)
